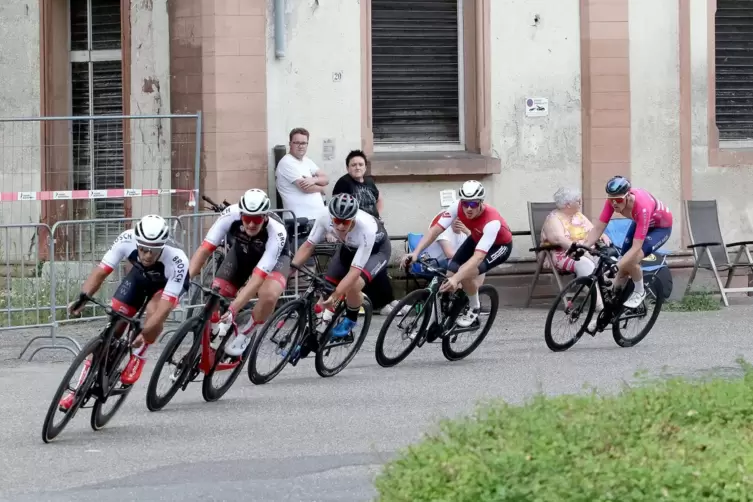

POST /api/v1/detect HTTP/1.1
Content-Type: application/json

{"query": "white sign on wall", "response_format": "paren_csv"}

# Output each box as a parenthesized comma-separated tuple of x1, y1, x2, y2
(525, 97, 549, 117)
(439, 189, 457, 208)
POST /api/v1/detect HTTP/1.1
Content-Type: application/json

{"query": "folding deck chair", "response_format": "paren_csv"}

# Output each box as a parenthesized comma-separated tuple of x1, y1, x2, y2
(525, 202, 568, 307)
(684, 199, 753, 306)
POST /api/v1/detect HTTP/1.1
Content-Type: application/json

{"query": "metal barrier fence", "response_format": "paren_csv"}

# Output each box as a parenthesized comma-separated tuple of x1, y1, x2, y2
(0, 114, 201, 250)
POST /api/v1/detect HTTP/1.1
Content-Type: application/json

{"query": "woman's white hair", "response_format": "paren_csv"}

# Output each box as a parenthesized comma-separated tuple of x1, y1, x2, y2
(553, 186, 581, 209)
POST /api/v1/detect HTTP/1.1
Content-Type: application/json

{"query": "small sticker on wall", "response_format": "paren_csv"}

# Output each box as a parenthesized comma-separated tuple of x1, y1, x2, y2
(525, 97, 549, 117)
(322, 138, 336, 161)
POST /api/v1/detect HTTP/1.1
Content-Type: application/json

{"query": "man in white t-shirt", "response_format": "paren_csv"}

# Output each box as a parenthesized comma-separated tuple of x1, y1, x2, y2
(275, 127, 329, 222)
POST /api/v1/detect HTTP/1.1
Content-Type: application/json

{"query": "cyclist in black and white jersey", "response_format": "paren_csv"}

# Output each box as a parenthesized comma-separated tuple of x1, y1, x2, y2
(59, 215, 189, 410)
(291, 193, 390, 351)
(188, 189, 291, 356)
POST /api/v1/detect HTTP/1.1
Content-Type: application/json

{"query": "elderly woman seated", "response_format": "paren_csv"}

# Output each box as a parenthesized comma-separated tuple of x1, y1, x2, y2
(541, 187, 611, 328)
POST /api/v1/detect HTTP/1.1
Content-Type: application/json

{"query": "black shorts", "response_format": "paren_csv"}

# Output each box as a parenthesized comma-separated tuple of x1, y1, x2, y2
(325, 238, 391, 284)
(113, 265, 189, 311)
(448, 238, 512, 275)
(213, 244, 291, 295)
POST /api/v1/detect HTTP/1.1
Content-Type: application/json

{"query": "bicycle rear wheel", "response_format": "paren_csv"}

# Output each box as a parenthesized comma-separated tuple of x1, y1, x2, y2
(374, 289, 431, 368)
(90, 335, 133, 431)
(42, 337, 102, 443)
(145, 317, 203, 411)
(442, 285, 499, 361)
(202, 318, 252, 402)
(315, 297, 373, 378)
(612, 277, 664, 348)
(247, 299, 305, 385)
(543, 276, 597, 352)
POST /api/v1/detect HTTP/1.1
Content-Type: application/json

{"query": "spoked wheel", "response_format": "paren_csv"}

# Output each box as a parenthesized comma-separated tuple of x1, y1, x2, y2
(612, 277, 664, 348)
(90, 337, 133, 431)
(374, 289, 432, 368)
(315, 297, 373, 378)
(202, 314, 252, 402)
(247, 299, 305, 385)
(543, 277, 598, 352)
(441, 285, 499, 361)
(145, 317, 202, 411)
(42, 337, 102, 443)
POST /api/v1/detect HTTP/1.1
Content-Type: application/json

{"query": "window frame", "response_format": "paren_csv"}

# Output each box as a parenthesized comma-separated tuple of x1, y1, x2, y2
(371, 0, 466, 153)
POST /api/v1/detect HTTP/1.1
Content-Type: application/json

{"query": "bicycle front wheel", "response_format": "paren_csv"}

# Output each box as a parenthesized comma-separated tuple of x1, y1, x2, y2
(374, 289, 432, 368)
(442, 285, 499, 361)
(42, 337, 102, 443)
(543, 276, 597, 352)
(145, 317, 203, 411)
(315, 297, 373, 378)
(247, 299, 306, 385)
(202, 317, 252, 402)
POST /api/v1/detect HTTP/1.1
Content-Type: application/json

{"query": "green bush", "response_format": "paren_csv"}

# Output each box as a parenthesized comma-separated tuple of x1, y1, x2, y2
(374, 360, 753, 502)
(664, 291, 721, 312)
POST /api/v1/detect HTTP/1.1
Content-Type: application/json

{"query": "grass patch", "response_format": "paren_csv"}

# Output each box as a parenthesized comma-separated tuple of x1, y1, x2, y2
(374, 359, 753, 502)
(664, 291, 721, 312)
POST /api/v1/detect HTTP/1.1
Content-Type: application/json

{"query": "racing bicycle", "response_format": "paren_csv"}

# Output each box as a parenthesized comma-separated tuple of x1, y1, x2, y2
(374, 256, 499, 367)
(533, 242, 664, 352)
(42, 293, 145, 443)
(146, 281, 250, 410)
(246, 262, 372, 384)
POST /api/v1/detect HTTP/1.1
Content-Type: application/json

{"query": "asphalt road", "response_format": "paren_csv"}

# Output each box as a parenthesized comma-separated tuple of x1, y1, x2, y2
(1, 305, 753, 501)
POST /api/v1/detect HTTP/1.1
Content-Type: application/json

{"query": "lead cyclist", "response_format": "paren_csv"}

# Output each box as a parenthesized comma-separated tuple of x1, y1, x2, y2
(59, 215, 189, 410)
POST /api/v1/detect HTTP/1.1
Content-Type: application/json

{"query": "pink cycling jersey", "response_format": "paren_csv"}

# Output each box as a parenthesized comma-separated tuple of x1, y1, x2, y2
(598, 188, 673, 240)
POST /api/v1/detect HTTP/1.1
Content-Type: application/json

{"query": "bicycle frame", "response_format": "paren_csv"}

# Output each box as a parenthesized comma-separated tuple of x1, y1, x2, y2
(189, 281, 241, 374)
(78, 295, 147, 402)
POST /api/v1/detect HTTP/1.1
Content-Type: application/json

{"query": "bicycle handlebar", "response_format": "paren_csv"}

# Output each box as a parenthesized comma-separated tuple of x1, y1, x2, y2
(189, 280, 235, 304)
(72, 292, 143, 331)
(201, 194, 230, 213)
(290, 262, 336, 294)
(411, 255, 449, 278)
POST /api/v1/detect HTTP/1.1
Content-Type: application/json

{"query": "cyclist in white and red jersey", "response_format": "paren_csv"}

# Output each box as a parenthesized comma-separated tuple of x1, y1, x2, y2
(188, 189, 291, 357)
(402, 180, 513, 327)
(581, 175, 673, 309)
(59, 215, 189, 410)
(289, 193, 391, 359)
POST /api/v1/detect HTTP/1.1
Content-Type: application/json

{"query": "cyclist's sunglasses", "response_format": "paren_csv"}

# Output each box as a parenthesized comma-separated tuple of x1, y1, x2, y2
(241, 214, 265, 225)
(332, 217, 353, 226)
(137, 245, 162, 254)
(461, 200, 481, 209)
(608, 196, 626, 204)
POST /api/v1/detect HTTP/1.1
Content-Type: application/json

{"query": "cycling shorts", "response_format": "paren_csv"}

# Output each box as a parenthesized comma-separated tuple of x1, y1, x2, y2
(113, 264, 189, 314)
(325, 238, 392, 285)
(621, 222, 671, 257)
(448, 238, 512, 275)
(212, 243, 291, 297)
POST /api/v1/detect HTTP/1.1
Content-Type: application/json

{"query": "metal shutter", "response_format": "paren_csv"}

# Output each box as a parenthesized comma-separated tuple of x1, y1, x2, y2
(70, 0, 124, 251)
(371, 0, 461, 144)
(715, 0, 753, 140)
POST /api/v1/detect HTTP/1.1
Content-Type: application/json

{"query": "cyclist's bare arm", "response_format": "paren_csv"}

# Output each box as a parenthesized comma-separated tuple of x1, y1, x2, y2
(410, 224, 445, 258)
(583, 220, 607, 248)
(189, 245, 213, 278)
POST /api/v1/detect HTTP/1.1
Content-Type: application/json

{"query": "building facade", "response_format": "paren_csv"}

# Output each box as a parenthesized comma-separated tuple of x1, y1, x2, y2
(0, 0, 751, 258)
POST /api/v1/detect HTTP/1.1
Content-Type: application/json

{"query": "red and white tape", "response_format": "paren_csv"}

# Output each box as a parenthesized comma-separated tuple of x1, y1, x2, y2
(0, 188, 196, 206)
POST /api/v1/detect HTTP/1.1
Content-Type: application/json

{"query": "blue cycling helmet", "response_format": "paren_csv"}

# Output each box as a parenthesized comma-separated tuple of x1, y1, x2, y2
(605, 176, 631, 198)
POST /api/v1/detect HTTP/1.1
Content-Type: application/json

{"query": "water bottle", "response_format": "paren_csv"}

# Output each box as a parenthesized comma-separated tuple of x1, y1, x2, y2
(209, 310, 232, 350)
(317, 305, 335, 334)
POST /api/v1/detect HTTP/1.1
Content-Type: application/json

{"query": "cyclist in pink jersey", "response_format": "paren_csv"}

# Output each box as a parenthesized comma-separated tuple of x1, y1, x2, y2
(580, 176, 672, 309)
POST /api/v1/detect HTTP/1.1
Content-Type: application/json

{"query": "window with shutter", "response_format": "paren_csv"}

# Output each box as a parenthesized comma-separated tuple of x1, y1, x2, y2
(715, 0, 753, 142)
(69, 0, 124, 248)
(371, 0, 464, 150)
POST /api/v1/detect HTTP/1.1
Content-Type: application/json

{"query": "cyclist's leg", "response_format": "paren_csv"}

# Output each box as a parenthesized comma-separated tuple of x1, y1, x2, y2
(332, 239, 391, 337)
(236, 256, 291, 337)
(617, 221, 638, 289)
(622, 226, 672, 308)
(455, 241, 512, 327)
(209, 245, 253, 329)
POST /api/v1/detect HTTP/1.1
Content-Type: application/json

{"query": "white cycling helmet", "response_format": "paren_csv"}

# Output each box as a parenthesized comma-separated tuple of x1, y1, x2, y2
(239, 188, 271, 215)
(134, 214, 170, 248)
(458, 180, 486, 201)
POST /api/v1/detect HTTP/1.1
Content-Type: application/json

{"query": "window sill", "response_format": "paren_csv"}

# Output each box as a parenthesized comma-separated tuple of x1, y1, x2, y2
(369, 151, 501, 178)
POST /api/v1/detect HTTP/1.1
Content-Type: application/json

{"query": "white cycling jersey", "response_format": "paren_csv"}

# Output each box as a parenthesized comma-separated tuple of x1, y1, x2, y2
(307, 209, 387, 270)
(99, 229, 189, 304)
(202, 203, 288, 275)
